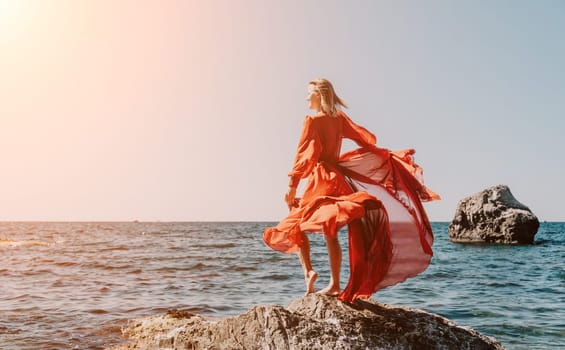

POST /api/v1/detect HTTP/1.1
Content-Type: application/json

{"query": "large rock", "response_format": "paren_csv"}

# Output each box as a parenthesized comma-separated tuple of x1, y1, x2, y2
(112, 294, 504, 350)
(449, 185, 539, 244)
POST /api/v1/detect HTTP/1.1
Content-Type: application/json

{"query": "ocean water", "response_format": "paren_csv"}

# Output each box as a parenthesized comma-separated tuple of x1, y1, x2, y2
(0, 222, 563, 350)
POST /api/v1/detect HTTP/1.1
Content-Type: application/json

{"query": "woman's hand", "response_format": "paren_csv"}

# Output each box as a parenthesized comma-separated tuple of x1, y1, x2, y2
(285, 186, 297, 210)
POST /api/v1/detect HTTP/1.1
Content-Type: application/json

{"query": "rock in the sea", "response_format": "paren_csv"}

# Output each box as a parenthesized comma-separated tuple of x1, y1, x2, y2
(112, 294, 504, 350)
(449, 185, 539, 244)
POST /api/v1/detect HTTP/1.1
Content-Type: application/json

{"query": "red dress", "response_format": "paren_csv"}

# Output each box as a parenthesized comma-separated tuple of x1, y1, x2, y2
(263, 110, 440, 302)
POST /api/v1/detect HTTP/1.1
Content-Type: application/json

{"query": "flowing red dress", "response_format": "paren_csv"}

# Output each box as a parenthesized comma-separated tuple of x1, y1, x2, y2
(263, 110, 440, 302)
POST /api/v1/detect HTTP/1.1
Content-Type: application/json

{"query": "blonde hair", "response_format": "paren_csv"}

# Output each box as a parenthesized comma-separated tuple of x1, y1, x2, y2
(308, 78, 348, 116)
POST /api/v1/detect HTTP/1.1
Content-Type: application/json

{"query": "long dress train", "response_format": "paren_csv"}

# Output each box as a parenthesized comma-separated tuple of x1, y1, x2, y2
(263, 110, 440, 302)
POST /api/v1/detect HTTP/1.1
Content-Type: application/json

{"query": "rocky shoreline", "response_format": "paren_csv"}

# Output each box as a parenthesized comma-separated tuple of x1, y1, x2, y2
(111, 294, 504, 350)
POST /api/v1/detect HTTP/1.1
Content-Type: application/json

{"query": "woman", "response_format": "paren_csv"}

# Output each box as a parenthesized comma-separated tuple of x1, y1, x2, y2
(263, 78, 439, 302)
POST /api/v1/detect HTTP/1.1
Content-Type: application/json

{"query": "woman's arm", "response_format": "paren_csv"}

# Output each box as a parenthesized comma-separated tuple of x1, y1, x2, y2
(340, 111, 377, 147)
(285, 116, 322, 208)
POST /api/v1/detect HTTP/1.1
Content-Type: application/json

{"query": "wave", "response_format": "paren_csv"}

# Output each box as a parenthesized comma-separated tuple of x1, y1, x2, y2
(190, 243, 237, 249)
(4, 294, 31, 301)
(51, 279, 65, 287)
(259, 274, 290, 281)
(17, 268, 54, 276)
(0, 239, 50, 248)
(153, 263, 214, 272)
(481, 281, 522, 288)
(54, 261, 79, 267)
(224, 266, 258, 272)
(87, 309, 109, 315)
(99, 246, 130, 252)
(0, 325, 22, 335)
(196, 273, 222, 278)
(86, 262, 134, 270)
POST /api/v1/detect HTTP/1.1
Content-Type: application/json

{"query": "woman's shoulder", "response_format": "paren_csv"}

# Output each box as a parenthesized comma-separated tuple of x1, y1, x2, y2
(336, 110, 356, 124)
(335, 109, 349, 119)
(308, 110, 346, 119)
(306, 112, 323, 120)
(301, 113, 326, 132)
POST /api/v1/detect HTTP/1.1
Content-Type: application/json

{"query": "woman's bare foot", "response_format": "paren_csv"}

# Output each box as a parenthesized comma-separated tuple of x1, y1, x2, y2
(316, 284, 340, 297)
(305, 270, 318, 295)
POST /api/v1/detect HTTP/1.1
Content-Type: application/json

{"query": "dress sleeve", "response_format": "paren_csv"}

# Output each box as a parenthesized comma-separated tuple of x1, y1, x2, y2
(287, 116, 322, 188)
(340, 111, 377, 146)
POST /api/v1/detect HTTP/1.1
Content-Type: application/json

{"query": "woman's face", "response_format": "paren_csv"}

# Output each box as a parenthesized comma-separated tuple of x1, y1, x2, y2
(306, 85, 321, 111)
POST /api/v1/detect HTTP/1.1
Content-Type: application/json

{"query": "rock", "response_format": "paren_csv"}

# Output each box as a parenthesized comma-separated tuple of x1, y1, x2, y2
(111, 294, 504, 350)
(448, 185, 539, 244)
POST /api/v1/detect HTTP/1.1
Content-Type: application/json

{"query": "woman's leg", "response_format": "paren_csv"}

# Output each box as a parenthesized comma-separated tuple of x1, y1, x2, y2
(297, 232, 317, 294)
(318, 228, 342, 296)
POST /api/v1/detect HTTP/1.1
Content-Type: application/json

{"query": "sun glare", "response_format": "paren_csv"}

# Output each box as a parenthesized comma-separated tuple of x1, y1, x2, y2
(0, 0, 23, 24)
(0, 0, 35, 41)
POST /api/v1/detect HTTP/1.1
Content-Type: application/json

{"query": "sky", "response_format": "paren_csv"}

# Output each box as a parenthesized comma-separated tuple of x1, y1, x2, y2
(1, 0, 564, 222)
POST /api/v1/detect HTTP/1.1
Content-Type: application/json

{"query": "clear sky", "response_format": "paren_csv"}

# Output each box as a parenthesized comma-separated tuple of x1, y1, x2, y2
(1, 0, 563, 222)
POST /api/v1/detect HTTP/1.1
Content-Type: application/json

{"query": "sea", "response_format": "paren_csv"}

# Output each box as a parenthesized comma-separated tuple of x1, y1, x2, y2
(0, 221, 563, 350)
